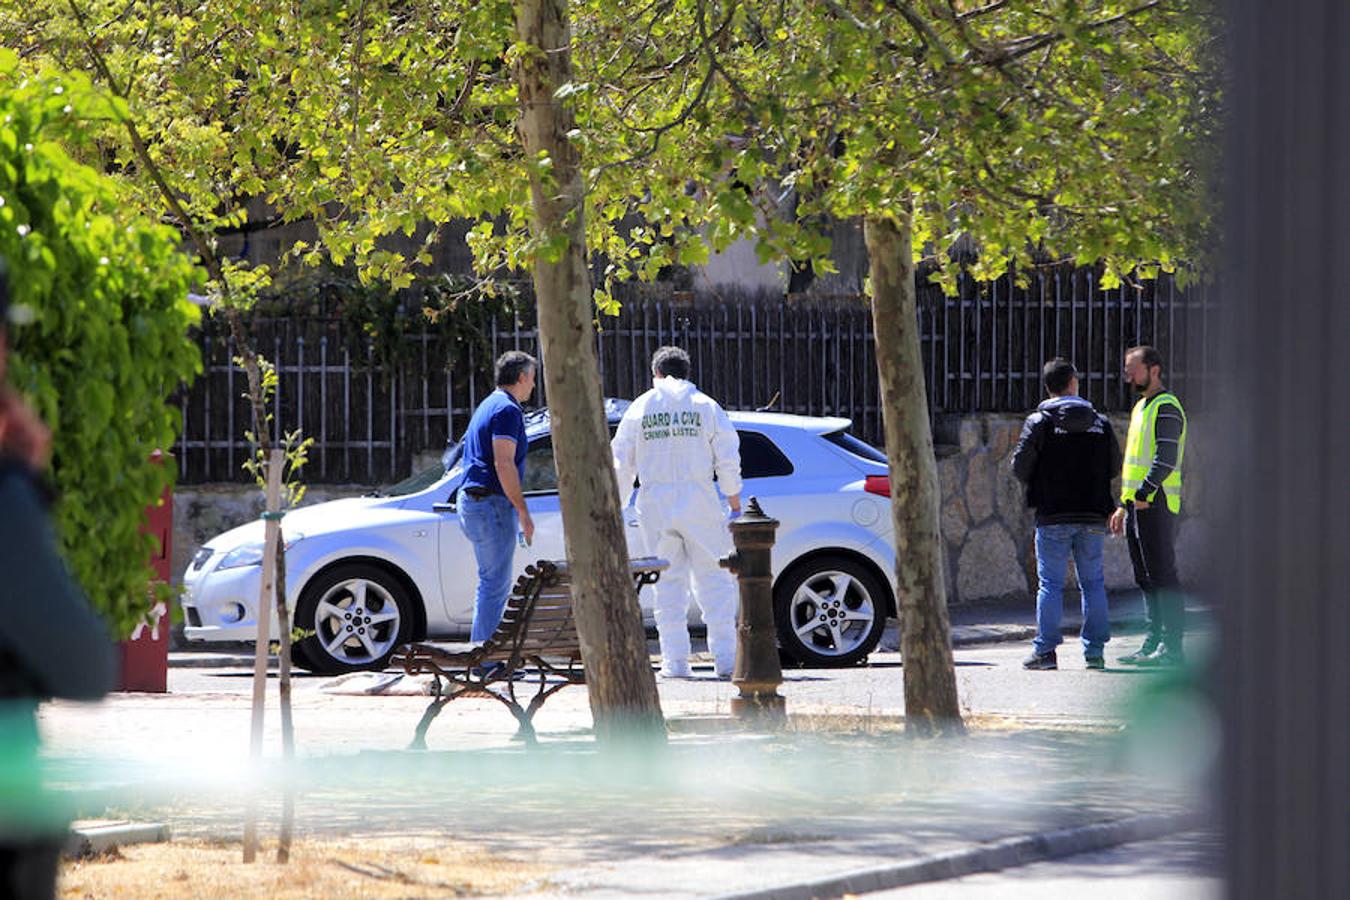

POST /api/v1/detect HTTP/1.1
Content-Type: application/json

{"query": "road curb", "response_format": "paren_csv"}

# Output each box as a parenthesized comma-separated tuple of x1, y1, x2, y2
(950, 606, 1210, 649)
(65, 821, 171, 858)
(168, 653, 270, 669)
(950, 616, 1145, 648)
(709, 811, 1201, 900)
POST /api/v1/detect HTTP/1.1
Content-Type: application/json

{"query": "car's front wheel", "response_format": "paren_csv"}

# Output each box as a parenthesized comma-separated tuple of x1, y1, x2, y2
(774, 555, 887, 667)
(291, 563, 413, 674)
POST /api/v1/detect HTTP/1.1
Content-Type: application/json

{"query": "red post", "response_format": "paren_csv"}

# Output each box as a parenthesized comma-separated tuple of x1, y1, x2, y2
(118, 451, 171, 692)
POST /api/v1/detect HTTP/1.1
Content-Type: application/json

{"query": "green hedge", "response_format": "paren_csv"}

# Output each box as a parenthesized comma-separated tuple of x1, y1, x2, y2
(1, 53, 201, 637)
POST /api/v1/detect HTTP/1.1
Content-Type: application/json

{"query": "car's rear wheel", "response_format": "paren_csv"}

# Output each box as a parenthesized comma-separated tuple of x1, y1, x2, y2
(774, 555, 887, 667)
(291, 563, 413, 674)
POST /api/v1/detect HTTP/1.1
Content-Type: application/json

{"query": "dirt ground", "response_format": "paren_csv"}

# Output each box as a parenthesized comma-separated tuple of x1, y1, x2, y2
(59, 836, 553, 899)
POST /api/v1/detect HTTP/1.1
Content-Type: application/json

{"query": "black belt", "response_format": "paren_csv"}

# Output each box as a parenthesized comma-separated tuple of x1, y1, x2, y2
(462, 486, 492, 499)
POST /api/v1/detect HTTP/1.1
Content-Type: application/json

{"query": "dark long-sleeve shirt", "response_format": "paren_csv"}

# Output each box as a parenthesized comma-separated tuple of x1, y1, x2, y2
(1, 460, 113, 840)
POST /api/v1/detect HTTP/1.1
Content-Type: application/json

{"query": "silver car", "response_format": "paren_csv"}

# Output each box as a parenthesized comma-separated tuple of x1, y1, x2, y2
(182, 401, 898, 673)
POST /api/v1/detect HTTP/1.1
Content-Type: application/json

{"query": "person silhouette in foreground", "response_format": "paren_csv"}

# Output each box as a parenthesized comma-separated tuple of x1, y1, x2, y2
(0, 257, 115, 900)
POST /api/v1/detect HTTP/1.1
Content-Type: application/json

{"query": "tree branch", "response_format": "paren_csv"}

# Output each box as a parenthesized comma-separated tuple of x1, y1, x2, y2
(65, 0, 223, 287)
(65, 0, 271, 452)
(883, 0, 959, 66)
(997, 1, 1164, 62)
(817, 0, 906, 55)
(592, 0, 741, 177)
(446, 58, 480, 120)
(956, 0, 1007, 21)
(347, 0, 369, 179)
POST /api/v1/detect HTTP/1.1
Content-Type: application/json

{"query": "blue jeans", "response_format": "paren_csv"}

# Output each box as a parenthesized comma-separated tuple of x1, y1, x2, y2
(459, 493, 519, 641)
(1033, 524, 1110, 658)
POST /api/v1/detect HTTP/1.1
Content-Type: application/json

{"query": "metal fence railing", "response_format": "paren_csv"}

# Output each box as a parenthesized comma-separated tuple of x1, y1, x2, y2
(174, 267, 1214, 484)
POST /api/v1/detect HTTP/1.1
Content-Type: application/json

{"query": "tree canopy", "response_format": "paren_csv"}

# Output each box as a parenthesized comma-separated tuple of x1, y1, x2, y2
(3, 1, 1220, 723)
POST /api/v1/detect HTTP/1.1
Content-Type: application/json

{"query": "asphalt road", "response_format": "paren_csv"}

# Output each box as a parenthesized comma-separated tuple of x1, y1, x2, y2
(163, 634, 1207, 729)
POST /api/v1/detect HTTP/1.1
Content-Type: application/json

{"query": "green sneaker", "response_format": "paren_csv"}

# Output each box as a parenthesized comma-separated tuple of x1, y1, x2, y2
(1135, 648, 1185, 668)
(1085, 656, 1106, 670)
(1118, 639, 1160, 665)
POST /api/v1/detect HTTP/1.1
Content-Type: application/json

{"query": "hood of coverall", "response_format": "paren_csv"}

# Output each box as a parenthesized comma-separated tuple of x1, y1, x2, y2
(654, 376, 698, 401)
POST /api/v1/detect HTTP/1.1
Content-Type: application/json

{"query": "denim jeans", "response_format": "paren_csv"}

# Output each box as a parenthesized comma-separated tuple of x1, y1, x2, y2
(1033, 524, 1110, 657)
(459, 493, 519, 641)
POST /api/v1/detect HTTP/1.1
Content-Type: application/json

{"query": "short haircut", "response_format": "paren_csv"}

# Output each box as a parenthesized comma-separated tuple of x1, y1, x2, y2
(1042, 357, 1077, 395)
(1126, 345, 1164, 372)
(651, 345, 691, 380)
(495, 350, 537, 386)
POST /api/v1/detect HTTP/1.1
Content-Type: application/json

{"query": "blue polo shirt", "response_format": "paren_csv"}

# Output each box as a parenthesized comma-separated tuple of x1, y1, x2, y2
(460, 389, 528, 496)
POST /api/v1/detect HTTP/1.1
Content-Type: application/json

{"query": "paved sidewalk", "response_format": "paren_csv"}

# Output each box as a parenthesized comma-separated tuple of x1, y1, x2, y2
(47, 632, 1215, 898)
(943, 589, 1209, 649)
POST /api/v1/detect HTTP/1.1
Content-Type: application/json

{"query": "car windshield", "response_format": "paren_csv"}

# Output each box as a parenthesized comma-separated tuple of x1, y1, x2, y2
(369, 441, 463, 497)
(377, 462, 451, 497)
(369, 403, 627, 498)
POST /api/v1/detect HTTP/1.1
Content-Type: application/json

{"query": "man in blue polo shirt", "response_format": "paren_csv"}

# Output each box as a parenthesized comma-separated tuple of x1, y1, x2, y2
(459, 351, 537, 641)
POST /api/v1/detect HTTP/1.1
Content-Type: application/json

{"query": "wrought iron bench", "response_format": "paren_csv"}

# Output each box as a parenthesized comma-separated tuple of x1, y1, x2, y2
(392, 556, 667, 747)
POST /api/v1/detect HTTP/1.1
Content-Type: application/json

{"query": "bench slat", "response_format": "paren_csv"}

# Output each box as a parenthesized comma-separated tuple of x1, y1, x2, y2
(517, 629, 581, 648)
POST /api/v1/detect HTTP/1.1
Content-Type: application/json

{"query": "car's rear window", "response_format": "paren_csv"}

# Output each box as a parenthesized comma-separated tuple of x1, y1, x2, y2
(738, 431, 794, 478)
(822, 430, 887, 464)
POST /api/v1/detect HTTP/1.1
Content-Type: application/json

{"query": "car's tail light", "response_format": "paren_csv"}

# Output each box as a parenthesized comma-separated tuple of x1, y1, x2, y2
(864, 475, 890, 497)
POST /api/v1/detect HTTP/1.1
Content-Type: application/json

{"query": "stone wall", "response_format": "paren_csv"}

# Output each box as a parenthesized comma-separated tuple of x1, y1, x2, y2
(170, 449, 447, 581)
(171, 484, 367, 582)
(936, 412, 1211, 604)
(169, 420, 1210, 605)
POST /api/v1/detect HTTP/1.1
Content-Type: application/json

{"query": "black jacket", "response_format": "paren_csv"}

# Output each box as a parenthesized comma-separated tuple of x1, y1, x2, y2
(1, 458, 114, 841)
(1010, 396, 1123, 526)
(0, 459, 115, 702)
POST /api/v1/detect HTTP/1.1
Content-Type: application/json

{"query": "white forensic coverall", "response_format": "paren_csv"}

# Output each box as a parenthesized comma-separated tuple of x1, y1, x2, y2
(612, 377, 742, 677)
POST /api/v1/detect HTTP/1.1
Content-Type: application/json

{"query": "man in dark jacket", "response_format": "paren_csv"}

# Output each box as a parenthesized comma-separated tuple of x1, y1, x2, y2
(0, 258, 116, 899)
(1011, 358, 1123, 670)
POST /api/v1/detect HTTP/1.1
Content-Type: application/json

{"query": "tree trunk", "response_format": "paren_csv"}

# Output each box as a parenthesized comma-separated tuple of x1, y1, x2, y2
(863, 211, 964, 736)
(243, 449, 283, 862)
(513, 0, 666, 742)
(274, 534, 295, 863)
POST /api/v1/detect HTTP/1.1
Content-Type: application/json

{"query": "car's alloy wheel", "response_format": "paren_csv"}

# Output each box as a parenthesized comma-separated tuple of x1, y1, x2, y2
(292, 563, 412, 674)
(774, 555, 886, 667)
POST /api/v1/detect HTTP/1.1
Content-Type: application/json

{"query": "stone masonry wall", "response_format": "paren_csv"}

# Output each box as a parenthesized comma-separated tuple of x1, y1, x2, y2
(170, 423, 1209, 605)
(936, 412, 1211, 604)
(169, 451, 443, 583)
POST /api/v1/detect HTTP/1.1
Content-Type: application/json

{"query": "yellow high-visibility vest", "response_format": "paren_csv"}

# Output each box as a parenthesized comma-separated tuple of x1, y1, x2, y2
(1121, 391, 1187, 513)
